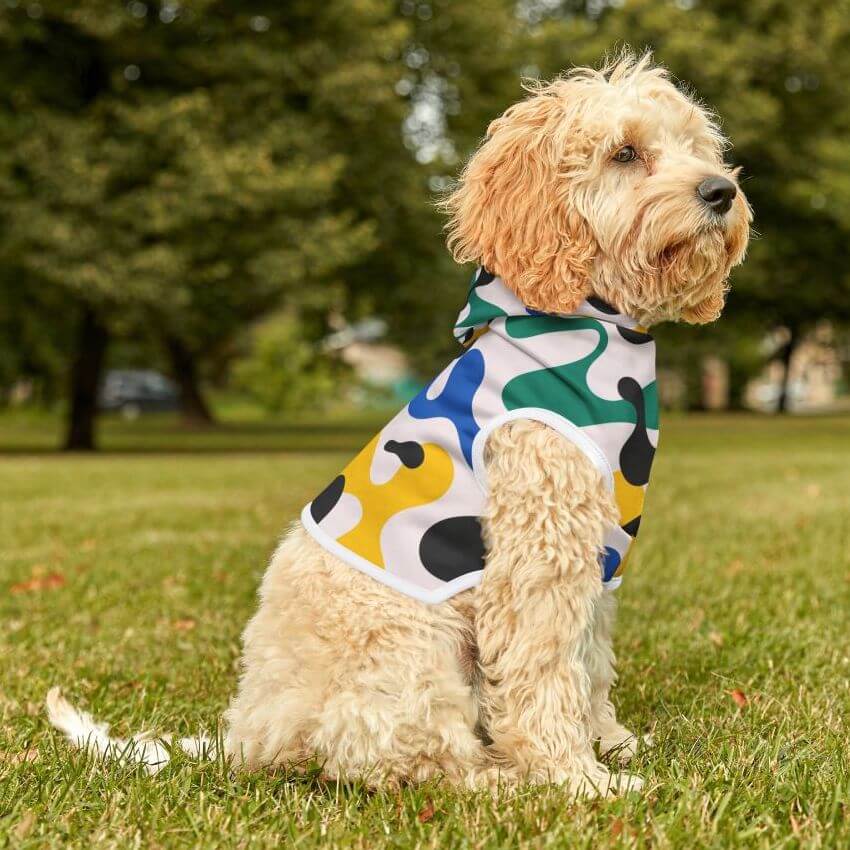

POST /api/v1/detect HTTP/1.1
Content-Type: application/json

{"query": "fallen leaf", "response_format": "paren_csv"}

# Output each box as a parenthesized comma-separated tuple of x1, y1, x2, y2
(729, 689, 748, 708)
(10, 572, 66, 594)
(0, 748, 38, 764)
(725, 559, 744, 577)
(14, 811, 36, 840)
(173, 618, 196, 631)
(610, 817, 625, 837)
(417, 800, 436, 824)
(689, 609, 706, 631)
(708, 631, 724, 647)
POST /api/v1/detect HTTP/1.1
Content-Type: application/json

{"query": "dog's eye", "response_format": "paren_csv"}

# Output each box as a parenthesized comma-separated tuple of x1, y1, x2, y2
(612, 145, 637, 163)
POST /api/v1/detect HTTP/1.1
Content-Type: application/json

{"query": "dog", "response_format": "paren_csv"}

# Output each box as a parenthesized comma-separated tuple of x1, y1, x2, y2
(48, 52, 750, 797)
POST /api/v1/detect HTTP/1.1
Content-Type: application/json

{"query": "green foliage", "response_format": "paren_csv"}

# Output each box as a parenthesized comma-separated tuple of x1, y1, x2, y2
(0, 261, 73, 403)
(0, 2, 394, 348)
(233, 313, 345, 415)
(2, 0, 849, 415)
(319, 0, 523, 377)
(0, 0, 523, 402)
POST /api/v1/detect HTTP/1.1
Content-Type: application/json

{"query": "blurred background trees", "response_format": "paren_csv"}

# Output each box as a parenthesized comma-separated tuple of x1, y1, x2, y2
(1, 0, 848, 448)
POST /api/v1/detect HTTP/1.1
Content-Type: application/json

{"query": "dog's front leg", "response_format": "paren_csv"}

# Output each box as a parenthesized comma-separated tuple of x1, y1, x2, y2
(587, 591, 648, 763)
(475, 420, 642, 796)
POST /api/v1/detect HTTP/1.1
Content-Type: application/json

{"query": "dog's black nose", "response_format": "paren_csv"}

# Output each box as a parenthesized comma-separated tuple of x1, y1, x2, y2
(697, 176, 737, 215)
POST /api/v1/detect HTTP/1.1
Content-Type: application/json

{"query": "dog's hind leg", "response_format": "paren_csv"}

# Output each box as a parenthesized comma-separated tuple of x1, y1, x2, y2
(224, 526, 516, 790)
(475, 420, 643, 797)
(304, 637, 512, 791)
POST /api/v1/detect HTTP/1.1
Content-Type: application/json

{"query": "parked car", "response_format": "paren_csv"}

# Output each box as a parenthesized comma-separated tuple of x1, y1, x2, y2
(99, 370, 179, 418)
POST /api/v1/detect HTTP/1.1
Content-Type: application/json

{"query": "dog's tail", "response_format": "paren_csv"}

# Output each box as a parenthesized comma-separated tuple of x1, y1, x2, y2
(45, 687, 216, 775)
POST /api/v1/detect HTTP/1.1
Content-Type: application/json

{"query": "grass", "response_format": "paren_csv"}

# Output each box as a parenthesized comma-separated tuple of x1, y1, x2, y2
(1, 411, 849, 848)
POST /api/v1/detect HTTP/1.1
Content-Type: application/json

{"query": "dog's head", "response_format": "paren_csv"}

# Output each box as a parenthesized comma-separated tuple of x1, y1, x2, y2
(443, 53, 751, 325)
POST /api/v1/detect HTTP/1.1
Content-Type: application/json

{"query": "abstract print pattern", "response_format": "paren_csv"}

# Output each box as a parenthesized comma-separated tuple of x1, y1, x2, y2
(502, 317, 659, 429)
(454, 268, 501, 344)
(408, 349, 484, 466)
(311, 434, 454, 569)
(303, 272, 660, 603)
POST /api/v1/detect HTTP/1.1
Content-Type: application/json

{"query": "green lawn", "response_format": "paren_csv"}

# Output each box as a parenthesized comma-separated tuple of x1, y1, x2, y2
(1, 413, 849, 849)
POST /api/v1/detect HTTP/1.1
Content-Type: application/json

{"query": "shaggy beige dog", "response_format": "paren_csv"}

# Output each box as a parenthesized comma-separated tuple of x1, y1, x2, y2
(48, 54, 750, 797)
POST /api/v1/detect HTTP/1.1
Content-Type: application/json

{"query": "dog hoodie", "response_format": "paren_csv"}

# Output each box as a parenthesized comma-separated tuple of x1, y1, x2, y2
(302, 268, 659, 604)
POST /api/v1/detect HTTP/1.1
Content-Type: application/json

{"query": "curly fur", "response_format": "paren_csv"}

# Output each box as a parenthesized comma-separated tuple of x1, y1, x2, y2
(47, 52, 750, 798)
(443, 52, 751, 325)
(223, 421, 640, 796)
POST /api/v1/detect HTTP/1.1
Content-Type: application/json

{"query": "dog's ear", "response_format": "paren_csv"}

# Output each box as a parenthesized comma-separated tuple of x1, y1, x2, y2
(681, 290, 726, 324)
(442, 86, 596, 314)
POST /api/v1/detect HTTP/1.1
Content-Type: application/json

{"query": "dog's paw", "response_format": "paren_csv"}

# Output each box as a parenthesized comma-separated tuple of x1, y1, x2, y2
(599, 729, 653, 765)
(463, 764, 522, 795)
(559, 766, 644, 800)
(607, 771, 644, 796)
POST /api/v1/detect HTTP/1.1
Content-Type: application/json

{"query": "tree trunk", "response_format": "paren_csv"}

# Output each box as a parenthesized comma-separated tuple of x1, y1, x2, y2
(164, 334, 215, 426)
(776, 326, 799, 414)
(64, 307, 109, 451)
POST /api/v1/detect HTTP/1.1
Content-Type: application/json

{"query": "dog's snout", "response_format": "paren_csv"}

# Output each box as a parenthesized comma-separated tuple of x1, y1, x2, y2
(697, 176, 737, 215)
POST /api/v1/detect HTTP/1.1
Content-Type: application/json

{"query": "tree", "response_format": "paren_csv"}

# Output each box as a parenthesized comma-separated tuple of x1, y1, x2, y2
(249, 0, 526, 379)
(8, 0, 845, 432)
(0, 1, 395, 445)
(0, 262, 74, 408)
